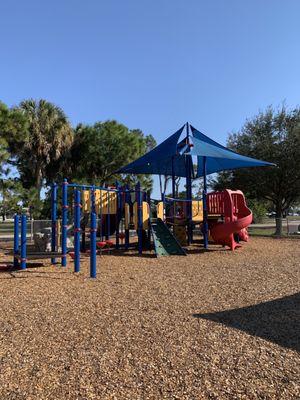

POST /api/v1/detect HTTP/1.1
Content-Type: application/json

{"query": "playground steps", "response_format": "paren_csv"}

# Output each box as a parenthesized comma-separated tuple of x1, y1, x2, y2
(150, 218, 186, 257)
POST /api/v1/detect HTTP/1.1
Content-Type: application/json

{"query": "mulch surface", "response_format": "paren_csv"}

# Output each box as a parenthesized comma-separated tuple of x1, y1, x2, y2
(0, 237, 299, 399)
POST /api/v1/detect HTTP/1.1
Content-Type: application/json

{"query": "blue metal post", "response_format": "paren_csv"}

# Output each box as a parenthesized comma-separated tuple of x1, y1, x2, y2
(171, 156, 176, 222)
(106, 190, 110, 240)
(61, 179, 68, 267)
(185, 123, 193, 245)
(146, 191, 151, 246)
(115, 183, 120, 249)
(51, 182, 57, 264)
(203, 156, 209, 249)
(81, 225, 86, 252)
(91, 185, 96, 213)
(171, 156, 176, 199)
(125, 185, 130, 250)
(136, 182, 143, 255)
(74, 189, 81, 273)
(81, 187, 86, 252)
(13, 214, 19, 268)
(186, 155, 193, 245)
(99, 187, 103, 241)
(90, 211, 97, 278)
(20, 214, 27, 270)
(161, 193, 165, 221)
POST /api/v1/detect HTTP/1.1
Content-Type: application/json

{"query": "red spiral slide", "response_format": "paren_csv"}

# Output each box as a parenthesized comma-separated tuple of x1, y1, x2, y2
(207, 190, 253, 251)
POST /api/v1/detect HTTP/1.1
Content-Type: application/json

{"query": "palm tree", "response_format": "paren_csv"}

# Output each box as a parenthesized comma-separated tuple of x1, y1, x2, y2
(17, 99, 73, 199)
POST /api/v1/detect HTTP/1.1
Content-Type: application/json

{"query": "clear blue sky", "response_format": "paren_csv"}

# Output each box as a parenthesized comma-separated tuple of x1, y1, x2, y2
(1, 0, 299, 196)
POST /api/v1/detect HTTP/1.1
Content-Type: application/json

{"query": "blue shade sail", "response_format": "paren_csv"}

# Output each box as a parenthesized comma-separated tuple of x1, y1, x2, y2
(117, 125, 193, 177)
(117, 123, 275, 178)
(190, 126, 275, 176)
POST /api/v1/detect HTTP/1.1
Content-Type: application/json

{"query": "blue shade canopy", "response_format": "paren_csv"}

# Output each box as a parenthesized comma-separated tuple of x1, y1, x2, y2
(117, 125, 194, 177)
(190, 126, 275, 176)
(117, 123, 275, 178)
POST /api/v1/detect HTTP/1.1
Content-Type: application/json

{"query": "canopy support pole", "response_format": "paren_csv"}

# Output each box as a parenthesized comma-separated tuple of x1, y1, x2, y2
(171, 156, 176, 198)
(203, 156, 208, 249)
(186, 123, 193, 245)
(125, 184, 130, 250)
(136, 182, 143, 255)
(171, 156, 176, 223)
(159, 175, 163, 201)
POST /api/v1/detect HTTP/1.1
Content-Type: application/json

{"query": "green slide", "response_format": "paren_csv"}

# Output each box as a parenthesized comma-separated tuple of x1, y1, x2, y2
(150, 218, 186, 257)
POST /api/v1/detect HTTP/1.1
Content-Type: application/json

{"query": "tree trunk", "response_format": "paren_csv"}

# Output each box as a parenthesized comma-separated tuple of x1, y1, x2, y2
(1, 186, 6, 221)
(35, 166, 42, 200)
(163, 177, 170, 195)
(275, 204, 283, 236)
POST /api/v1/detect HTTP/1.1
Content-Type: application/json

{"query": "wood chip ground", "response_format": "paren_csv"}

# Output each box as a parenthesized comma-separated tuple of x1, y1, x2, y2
(0, 237, 299, 399)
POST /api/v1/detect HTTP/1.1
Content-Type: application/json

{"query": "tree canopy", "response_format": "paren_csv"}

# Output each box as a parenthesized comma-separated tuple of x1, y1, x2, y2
(70, 120, 156, 190)
(10, 99, 73, 198)
(0, 99, 156, 218)
(213, 106, 300, 235)
(0, 101, 28, 178)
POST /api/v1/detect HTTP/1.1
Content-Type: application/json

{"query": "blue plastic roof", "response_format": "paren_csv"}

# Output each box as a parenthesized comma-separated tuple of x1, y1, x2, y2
(117, 123, 274, 178)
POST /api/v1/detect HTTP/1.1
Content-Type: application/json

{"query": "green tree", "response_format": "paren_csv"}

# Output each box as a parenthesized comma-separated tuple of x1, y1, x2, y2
(247, 199, 268, 223)
(70, 120, 156, 190)
(0, 102, 29, 219)
(0, 179, 23, 220)
(0, 101, 28, 177)
(10, 99, 73, 199)
(0, 136, 9, 178)
(213, 106, 300, 235)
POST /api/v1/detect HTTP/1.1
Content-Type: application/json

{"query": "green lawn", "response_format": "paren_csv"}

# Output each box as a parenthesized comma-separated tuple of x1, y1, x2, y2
(1, 220, 299, 238)
(248, 227, 284, 236)
(248, 226, 300, 237)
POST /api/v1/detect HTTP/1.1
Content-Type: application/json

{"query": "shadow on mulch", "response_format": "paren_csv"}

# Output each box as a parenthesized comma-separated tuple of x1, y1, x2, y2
(105, 248, 219, 257)
(101, 250, 156, 259)
(83, 248, 223, 258)
(0, 265, 74, 280)
(0, 262, 63, 280)
(185, 248, 223, 255)
(193, 292, 300, 352)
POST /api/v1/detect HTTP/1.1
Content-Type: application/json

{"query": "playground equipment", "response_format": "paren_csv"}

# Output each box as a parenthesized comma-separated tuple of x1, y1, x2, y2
(12, 122, 273, 277)
(154, 190, 253, 251)
(13, 180, 152, 277)
(12, 182, 254, 278)
(118, 122, 274, 249)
